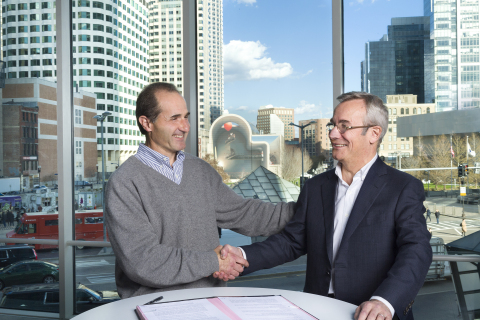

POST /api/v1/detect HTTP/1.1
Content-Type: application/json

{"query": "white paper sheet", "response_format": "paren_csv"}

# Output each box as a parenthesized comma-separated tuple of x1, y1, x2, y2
(138, 299, 232, 320)
(218, 296, 318, 320)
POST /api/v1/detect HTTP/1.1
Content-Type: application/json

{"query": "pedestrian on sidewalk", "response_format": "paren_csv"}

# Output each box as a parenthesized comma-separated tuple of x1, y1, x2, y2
(461, 219, 467, 237)
(426, 207, 431, 222)
(6, 210, 14, 227)
(435, 209, 440, 224)
(1, 210, 6, 228)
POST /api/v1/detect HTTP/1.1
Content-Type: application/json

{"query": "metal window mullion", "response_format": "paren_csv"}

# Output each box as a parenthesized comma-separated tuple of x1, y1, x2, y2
(183, 0, 198, 156)
(332, 0, 344, 107)
(56, 0, 75, 319)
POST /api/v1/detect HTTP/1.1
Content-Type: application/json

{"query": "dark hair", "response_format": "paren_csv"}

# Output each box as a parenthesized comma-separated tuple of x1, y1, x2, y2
(136, 82, 180, 135)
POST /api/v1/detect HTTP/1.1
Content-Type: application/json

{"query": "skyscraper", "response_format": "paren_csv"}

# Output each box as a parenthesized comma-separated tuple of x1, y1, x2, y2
(147, 0, 224, 131)
(1, 0, 150, 171)
(425, 0, 480, 111)
(362, 17, 434, 103)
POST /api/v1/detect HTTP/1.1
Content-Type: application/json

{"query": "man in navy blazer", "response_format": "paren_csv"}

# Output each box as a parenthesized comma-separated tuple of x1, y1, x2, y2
(217, 92, 432, 320)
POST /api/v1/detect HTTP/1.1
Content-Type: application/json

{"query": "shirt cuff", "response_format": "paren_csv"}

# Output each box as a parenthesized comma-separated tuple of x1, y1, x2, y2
(370, 296, 394, 319)
(239, 247, 247, 260)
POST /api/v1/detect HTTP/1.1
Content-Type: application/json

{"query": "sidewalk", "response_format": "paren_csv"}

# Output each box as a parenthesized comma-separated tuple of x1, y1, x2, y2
(425, 197, 480, 220)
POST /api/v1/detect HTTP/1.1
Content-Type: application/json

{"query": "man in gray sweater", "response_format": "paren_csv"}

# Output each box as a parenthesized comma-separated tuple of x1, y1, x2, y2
(105, 82, 295, 298)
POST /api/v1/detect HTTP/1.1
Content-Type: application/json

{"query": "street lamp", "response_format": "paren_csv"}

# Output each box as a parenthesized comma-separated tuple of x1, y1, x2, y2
(93, 111, 111, 246)
(289, 121, 316, 190)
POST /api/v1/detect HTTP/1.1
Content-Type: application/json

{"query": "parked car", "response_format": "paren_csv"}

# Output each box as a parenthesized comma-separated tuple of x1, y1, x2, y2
(0, 283, 120, 313)
(0, 260, 58, 290)
(0, 245, 37, 268)
(3, 191, 20, 195)
(74, 181, 93, 188)
(32, 185, 48, 193)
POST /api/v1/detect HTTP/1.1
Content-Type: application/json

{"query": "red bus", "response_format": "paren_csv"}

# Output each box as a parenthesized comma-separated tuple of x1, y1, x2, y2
(6, 210, 108, 250)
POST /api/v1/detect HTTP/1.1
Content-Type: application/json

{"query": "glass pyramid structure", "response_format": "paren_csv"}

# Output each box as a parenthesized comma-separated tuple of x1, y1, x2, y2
(232, 166, 300, 203)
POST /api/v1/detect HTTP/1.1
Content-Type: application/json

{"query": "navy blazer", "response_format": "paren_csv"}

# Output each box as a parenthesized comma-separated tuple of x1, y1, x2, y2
(242, 158, 432, 320)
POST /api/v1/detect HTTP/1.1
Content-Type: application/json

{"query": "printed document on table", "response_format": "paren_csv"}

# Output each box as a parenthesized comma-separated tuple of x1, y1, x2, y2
(218, 296, 318, 320)
(137, 299, 231, 320)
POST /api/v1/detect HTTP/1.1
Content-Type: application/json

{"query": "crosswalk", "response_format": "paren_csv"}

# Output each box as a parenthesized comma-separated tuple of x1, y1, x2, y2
(86, 274, 116, 284)
(76, 259, 112, 268)
(426, 219, 480, 232)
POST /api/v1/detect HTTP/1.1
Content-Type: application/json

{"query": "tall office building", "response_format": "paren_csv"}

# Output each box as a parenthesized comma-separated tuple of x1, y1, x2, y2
(298, 118, 330, 157)
(361, 17, 434, 104)
(148, 0, 224, 131)
(1, 0, 150, 172)
(256, 106, 295, 141)
(425, 0, 480, 111)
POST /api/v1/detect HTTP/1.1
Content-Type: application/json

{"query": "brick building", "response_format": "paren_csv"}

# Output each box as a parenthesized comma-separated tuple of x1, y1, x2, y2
(1, 79, 97, 188)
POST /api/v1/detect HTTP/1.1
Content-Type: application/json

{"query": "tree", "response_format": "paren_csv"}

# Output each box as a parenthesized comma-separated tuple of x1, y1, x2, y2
(281, 145, 313, 181)
(423, 135, 452, 188)
(308, 154, 327, 174)
(402, 155, 424, 181)
(468, 133, 480, 186)
(202, 154, 230, 183)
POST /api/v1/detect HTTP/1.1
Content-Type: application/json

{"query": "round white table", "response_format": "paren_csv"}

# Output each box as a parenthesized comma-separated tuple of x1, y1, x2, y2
(73, 287, 357, 319)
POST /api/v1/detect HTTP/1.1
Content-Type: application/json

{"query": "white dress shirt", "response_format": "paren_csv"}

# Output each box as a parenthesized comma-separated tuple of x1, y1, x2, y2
(240, 153, 394, 317)
(331, 154, 394, 318)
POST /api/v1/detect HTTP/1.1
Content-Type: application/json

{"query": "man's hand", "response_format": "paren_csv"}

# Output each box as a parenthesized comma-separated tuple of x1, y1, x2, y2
(354, 300, 392, 320)
(220, 244, 244, 261)
(213, 245, 248, 281)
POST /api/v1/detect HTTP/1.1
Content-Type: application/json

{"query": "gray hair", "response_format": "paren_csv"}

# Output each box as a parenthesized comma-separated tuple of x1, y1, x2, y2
(336, 91, 388, 144)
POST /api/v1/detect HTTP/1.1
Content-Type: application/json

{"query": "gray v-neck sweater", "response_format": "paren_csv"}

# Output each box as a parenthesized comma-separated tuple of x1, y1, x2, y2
(105, 154, 295, 298)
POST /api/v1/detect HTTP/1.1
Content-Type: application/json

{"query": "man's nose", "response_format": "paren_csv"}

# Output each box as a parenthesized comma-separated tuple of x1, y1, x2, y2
(328, 126, 340, 139)
(180, 118, 190, 132)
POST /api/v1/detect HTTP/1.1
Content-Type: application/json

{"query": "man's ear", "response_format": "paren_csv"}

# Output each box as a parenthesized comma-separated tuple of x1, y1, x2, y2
(370, 126, 382, 145)
(138, 116, 152, 133)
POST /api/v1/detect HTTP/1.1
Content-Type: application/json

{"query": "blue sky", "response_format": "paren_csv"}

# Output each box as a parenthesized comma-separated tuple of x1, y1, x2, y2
(222, 0, 424, 126)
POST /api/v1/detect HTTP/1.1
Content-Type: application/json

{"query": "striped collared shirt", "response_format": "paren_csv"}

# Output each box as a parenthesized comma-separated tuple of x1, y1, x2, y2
(135, 143, 185, 185)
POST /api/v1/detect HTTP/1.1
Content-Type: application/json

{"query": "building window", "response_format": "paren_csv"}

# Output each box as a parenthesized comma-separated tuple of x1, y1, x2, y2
(75, 109, 82, 124)
(75, 141, 82, 154)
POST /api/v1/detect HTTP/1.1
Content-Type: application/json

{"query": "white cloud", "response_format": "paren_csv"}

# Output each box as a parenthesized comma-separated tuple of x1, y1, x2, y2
(236, 0, 256, 4)
(224, 40, 293, 82)
(295, 101, 319, 115)
(227, 105, 250, 111)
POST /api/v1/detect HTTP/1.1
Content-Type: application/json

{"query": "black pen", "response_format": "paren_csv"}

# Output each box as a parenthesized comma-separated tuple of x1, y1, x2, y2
(144, 295, 164, 305)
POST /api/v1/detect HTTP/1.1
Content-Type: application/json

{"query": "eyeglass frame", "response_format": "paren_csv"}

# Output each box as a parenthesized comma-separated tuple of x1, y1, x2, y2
(326, 122, 376, 134)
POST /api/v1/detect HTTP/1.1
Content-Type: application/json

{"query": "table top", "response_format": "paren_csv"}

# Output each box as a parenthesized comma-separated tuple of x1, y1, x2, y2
(73, 287, 357, 320)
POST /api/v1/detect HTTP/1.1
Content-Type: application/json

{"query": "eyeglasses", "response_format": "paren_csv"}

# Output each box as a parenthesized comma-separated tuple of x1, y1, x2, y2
(326, 122, 375, 134)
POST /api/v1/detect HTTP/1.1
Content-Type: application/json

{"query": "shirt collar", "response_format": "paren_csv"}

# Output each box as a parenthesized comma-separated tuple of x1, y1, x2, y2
(137, 143, 185, 166)
(335, 154, 378, 183)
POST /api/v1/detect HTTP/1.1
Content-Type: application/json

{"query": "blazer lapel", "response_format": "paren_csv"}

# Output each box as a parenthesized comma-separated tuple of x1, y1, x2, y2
(322, 170, 337, 266)
(340, 158, 388, 247)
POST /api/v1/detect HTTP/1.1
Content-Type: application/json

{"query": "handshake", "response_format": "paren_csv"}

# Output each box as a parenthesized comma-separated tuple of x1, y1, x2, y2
(213, 244, 247, 281)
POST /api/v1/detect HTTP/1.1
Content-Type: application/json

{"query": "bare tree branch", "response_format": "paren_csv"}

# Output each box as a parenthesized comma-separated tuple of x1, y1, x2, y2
(281, 145, 313, 181)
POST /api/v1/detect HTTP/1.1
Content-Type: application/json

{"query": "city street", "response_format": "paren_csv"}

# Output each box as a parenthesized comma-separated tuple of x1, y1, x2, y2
(425, 196, 480, 243)
(1, 195, 476, 319)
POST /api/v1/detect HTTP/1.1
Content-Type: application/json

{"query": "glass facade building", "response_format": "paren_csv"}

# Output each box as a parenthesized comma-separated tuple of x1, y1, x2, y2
(425, 0, 480, 111)
(148, 0, 224, 132)
(362, 17, 434, 104)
